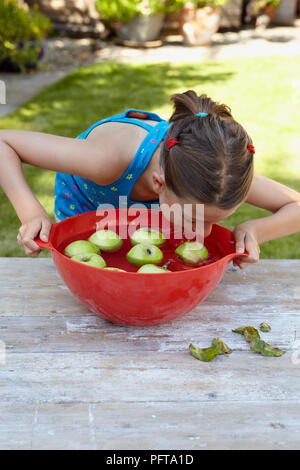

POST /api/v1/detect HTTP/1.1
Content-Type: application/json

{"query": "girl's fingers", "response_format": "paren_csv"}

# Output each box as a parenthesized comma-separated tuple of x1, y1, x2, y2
(234, 229, 246, 253)
(233, 233, 260, 269)
(18, 225, 26, 237)
(17, 215, 52, 256)
(233, 250, 260, 270)
(244, 233, 260, 262)
(40, 219, 52, 242)
(21, 222, 42, 254)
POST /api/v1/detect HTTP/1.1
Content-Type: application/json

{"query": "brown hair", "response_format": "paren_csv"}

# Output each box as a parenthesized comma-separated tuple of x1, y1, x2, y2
(159, 90, 254, 209)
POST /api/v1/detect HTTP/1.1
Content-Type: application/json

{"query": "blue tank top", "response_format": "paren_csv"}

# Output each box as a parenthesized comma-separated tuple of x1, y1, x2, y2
(54, 109, 170, 221)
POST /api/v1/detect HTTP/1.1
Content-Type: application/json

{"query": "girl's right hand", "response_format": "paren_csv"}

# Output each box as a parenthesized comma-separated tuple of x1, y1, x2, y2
(17, 214, 52, 256)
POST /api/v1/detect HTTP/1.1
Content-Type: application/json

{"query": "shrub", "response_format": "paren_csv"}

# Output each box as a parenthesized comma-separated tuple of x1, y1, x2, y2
(96, 0, 184, 25)
(184, 1, 230, 6)
(251, 0, 281, 15)
(0, 0, 52, 73)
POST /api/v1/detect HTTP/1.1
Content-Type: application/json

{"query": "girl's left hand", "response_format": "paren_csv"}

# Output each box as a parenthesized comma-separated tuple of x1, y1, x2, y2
(232, 222, 261, 270)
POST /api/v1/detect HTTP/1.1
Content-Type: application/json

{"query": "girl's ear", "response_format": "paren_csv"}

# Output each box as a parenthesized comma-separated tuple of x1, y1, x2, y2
(152, 172, 165, 195)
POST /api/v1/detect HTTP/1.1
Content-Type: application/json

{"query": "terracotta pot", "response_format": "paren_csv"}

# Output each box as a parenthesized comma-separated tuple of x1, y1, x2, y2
(255, 4, 279, 28)
(264, 4, 278, 20)
(179, 7, 221, 46)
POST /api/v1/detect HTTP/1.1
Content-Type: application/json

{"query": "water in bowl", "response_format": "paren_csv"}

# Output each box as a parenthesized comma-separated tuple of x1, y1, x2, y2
(58, 227, 221, 272)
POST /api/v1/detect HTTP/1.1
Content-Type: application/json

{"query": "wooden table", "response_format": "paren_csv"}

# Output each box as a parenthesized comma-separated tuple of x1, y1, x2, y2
(0, 258, 299, 450)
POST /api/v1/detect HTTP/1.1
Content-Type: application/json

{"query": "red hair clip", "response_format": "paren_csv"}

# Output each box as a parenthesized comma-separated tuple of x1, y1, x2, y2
(247, 144, 255, 154)
(167, 138, 179, 150)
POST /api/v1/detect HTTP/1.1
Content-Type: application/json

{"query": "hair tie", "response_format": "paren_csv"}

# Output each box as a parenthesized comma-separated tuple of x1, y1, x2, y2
(196, 112, 208, 117)
(167, 138, 179, 150)
(247, 144, 255, 154)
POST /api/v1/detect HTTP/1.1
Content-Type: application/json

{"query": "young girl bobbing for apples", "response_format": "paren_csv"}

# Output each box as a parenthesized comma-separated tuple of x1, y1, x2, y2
(0, 90, 300, 269)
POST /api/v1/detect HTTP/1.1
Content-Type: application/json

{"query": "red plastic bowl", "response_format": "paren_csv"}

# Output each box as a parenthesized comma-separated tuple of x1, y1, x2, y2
(34, 209, 246, 326)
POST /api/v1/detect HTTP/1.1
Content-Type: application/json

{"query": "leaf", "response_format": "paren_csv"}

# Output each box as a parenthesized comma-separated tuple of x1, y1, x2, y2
(248, 337, 285, 357)
(260, 322, 271, 333)
(233, 325, 285, 357)
(232, 326, 260, 340)
(189, 343, 219, 362)
(211, 337, 232, 355)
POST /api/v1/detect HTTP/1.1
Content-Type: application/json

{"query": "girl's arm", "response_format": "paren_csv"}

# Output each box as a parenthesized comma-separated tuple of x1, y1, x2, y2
(233, 173, 300, 269)
(244, 173, 300, 243)
(0, 129, 125, 255)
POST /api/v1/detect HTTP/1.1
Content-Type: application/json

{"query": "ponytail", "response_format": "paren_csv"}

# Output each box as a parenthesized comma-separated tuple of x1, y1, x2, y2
(159, 90, 254, 209)
(169, 90, 233, 123)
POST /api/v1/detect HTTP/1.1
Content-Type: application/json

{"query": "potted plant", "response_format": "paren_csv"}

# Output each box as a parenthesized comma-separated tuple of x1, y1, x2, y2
(178, 1, 230, 46)
(0, 0, 52, 73)
(245, 0, 281, 28)
(96, 0, 182, 43)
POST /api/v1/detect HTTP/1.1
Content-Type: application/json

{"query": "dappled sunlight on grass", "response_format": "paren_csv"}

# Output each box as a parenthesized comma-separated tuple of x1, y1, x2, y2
(0, 57, 299, 258)
(0, 61, 234, 136)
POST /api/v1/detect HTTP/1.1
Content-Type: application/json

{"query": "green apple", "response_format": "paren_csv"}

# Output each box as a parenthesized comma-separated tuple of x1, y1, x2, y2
(104, 267, 126, 272)
(130, 227, 166, 247)
(64, 240, 99, 258)
(137, 264, 171, 273)
(175, 241, 209, 265)
(126, 243, 164, 267)
(71, 253, 106, 268)
(88, 229, 123, 252)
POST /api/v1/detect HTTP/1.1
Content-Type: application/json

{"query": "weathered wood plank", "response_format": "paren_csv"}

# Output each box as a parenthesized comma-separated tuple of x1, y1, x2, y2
(0, 352, 299, 404)
(0, 313, 298, 353)
(0, 400, 299, 450)
(70, 400, 300, 450)
(0, 402, 90, 450)
(0, 257, 87, 316)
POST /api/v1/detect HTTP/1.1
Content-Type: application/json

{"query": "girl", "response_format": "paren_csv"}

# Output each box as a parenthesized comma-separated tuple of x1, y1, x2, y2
(0, 90, 299, 269)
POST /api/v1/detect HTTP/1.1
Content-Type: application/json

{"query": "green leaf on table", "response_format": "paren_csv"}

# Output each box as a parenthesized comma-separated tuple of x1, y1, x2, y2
(233, 325, 285, 357)
(248, 336, 285, 357)
(211, 337, 232, 355)
(189, 338, 232, 362)
(232, 326, 260, 339)
(189, 344, 219, 362)
(259, 322, 271, 333)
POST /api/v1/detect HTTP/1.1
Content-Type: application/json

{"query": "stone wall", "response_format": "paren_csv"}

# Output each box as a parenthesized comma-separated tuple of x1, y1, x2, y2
(220, 0, 243, 31)
(25, 0, 108, 37)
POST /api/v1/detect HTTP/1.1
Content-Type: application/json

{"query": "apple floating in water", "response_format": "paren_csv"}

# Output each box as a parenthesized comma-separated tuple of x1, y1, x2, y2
(104, 267, 127, 272)
(88, 229, 123, 252)
(130, 227, 166, 247)
(126, 243, 164, 267)
(175, 241, 209, 265)
(71, 253, 106, 268)
(137, 264, 171, 274)
(64, 240, 99, 258)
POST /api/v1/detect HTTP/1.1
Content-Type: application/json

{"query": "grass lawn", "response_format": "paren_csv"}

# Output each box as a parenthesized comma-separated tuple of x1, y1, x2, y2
(0, 56, 299, 258)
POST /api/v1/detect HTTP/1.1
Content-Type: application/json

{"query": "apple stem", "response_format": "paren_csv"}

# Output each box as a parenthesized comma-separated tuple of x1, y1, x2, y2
(162, 261, 171, 270)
